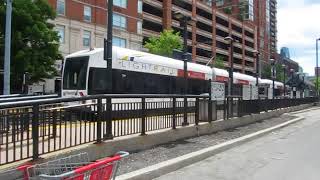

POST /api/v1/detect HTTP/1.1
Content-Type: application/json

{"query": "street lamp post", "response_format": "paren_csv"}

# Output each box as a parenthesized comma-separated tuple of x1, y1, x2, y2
(224, 36, 235, 118)
(290, 68, 295, 98)
(173, 12, 192, 126)
(4, 0, 13, 95)
(253, 50, 260, 100)
(270, 59, 275, 99)
(316, 38, 320, 96)
(253, 50, 260, 87)
(102, 0, 113, 140)
(282, 64, 286, 97)
(302, 75, 305, 98)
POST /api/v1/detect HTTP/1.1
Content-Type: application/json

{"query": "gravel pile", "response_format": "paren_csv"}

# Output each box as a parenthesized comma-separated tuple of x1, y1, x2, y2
(117, 114, 295, 175)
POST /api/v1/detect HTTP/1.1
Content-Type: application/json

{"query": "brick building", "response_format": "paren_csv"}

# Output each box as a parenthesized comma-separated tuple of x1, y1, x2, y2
(47, 0, 258, 75)
(143, 0, 257, 75)
(216, 0, 277, 66)
(47, 0, 143, 57)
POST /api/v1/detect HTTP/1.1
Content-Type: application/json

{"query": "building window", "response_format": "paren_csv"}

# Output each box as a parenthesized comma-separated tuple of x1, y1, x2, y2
(56, 25, 65, 43)
(83, 30, 91, 47)
(138, 0, 143, 14)
(84, 6, 92, 22)
(114, 0, 127, 8)
(113, 13, 127, 29)
(57, 0, 65, 15)
(242, 0, 254, 21)
(137, 21, 142, 34)
(216, 0, 224, 6)
(113, 37, 126, 48)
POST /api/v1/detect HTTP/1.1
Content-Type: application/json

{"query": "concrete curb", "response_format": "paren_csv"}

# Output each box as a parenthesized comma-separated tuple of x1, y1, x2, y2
(117, 116, 305, 180)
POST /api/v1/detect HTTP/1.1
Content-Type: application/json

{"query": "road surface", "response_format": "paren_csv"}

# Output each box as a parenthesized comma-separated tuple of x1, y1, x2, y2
(156, 107, 320, 180)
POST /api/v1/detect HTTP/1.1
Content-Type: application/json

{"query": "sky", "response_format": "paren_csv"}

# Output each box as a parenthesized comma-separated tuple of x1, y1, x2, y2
(277, 0, 320, 76)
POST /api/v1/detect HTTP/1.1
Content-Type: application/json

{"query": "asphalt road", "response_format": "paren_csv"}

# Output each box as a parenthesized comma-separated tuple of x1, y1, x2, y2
(155, 108, 320, 180)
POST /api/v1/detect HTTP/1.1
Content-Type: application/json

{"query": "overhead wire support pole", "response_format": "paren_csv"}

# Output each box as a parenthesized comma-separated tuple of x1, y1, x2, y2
(4, 0, 12, 95)
(316, 39, 319, 96)
(103, 0, 113, 140)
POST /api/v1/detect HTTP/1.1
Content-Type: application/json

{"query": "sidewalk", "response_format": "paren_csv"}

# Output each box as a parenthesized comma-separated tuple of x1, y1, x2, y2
(117, 114, 295, 175)
(154, 107, 320, 180)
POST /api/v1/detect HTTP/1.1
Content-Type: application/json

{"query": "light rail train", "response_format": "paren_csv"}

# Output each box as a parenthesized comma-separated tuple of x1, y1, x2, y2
(61, 46, 284, 100)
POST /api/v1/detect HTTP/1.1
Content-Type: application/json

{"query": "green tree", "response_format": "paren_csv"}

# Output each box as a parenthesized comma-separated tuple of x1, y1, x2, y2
(313, 78, 320, 87)
(144, 29, 183, 58)
(262, 63, 284, 81)
(0, 0, 62, 92)
(213, 55, 225, 69)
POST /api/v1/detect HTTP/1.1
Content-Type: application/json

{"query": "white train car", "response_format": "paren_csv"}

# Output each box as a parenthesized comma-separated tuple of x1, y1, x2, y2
(62, 47, 213, 102)
(212, 68, 258, 100)
(62, 46, 284, 101)
(259, 79, 284, 99)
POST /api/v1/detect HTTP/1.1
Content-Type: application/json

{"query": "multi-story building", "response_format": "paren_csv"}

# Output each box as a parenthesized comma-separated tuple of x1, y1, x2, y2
(143, 0, 257, 75)
(47, 0, 257, 76)
(280, 47, 290, 59)
(48, 0, 144, 57)
(215, 0, 277, 67)
(269, 0, 277, 57)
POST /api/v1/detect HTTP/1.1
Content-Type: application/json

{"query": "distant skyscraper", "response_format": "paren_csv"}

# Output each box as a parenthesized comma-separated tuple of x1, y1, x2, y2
(280, 47, 290, 59)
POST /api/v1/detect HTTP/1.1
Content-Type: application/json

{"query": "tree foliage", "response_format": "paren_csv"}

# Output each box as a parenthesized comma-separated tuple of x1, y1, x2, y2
(313, 78, 320, 87)
(213, 55, 225, 69)
(144, 29, 183, 58)
(262, 63, 284, 82)
(0, 0, 62, 92)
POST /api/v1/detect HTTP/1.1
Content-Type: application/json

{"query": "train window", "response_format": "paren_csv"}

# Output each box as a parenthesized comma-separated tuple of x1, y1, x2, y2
(89, 68, 209, 95)
(63, 56, 88, 90)
(88, 68, 108, 95)
(188, 78, 209, 95)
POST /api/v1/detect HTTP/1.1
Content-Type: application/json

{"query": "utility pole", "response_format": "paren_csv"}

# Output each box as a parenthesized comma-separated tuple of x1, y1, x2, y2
(316, 38, 320, 96)
(4, 0, 12, 95)
(173, 12, 192, 126)
(224, 36, 235, 118)
(104, 0, 113, 93)
(103, 0, 113, 140)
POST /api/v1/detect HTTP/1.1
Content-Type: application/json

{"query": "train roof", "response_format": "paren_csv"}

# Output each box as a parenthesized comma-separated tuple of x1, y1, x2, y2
(233, 72, 256, 84)
(114, 47, 213, 75)
(212, 68, 229, 77)
(66, 47, 213, 78)
(260, 79, 284, 88)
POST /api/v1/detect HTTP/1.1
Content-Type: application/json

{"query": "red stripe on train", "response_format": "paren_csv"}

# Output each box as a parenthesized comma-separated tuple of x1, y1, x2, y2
(236, 79, 249, 85)
(177, 70, 206, 80)
(216, 76, 229, 82)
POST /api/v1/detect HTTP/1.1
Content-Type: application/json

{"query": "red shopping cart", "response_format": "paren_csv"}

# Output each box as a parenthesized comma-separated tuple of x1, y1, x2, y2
(4, 151, 129, 180)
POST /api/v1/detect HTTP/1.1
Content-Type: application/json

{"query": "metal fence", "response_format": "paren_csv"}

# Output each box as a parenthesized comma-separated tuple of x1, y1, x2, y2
(0, 94, 317, 165)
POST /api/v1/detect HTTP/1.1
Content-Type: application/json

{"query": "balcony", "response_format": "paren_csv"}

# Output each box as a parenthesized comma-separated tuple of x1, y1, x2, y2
(197, 0, 213, 12)
(143, 12, 162, 24)
(143, 29, 159, 37)
(196, 15, 213, 25)
(197, 28, 212, 38)
(143, 0, 162, 9)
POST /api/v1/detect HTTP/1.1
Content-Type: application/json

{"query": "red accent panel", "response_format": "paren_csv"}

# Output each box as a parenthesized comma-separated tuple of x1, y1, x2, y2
(177, 70, 206, 80)
(237, 79, 249, 85)
(216, 76, 229, 82)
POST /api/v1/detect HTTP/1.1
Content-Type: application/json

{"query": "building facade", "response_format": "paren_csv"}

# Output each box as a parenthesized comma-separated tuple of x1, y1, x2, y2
(47, 0, 258, 75)
(215, 0, 277, 66)
(48, 0, 144, 57)
(280, 47, 290, 59)
(143, 0, 257, 75)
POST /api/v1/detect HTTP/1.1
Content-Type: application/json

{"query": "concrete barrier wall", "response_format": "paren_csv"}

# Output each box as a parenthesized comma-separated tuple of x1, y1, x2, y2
(0, 103, 314, 178)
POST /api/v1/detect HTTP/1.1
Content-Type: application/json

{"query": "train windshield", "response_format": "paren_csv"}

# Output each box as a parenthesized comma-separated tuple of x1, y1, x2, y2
(63, 56, 89, 90)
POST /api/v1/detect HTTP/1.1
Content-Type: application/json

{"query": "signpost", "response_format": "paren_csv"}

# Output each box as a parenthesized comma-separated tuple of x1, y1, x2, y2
(242, 85, 251, 100)
(251, 86, 259, 100)
(211, 82, 225, 101)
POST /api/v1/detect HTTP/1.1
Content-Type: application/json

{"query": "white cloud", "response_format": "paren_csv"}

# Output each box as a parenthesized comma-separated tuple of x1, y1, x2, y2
(278, 1, 320, 75)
